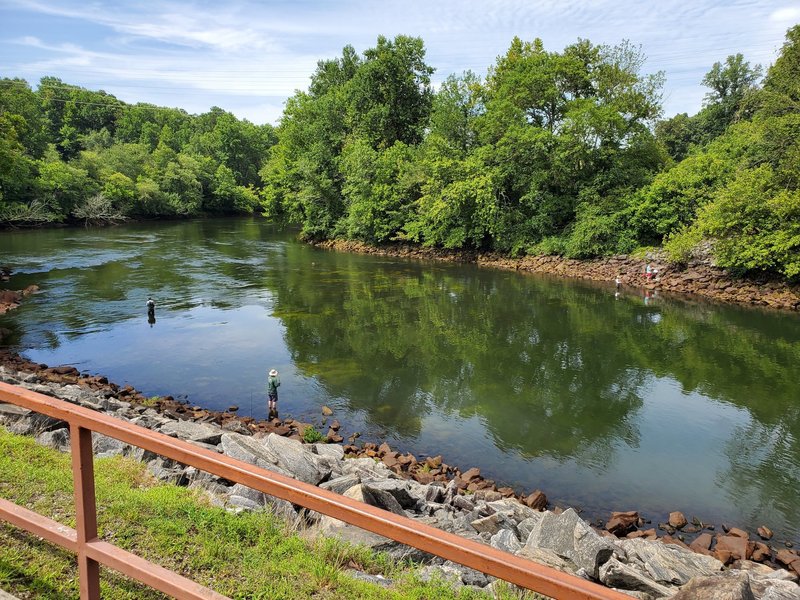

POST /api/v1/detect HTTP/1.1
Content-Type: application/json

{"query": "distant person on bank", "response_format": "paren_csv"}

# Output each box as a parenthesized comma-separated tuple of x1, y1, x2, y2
(267, 369, 280, 413)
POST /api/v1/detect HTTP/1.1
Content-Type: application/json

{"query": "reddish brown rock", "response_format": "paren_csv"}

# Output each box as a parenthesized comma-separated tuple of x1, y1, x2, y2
(461, 467, 481, 482)
(424, 455, 442, 469)
(381, 454, 400, 468)
(757, 526, 773, 540)
(522, 490, 547, 511)
(496, 487, 515, 497)
(321, 405, 333, 416)
(606, 510, 639, 537)
(326, 428, 343, 443)
(668, 511, 688, 529)
(714, 535, 748, 565)
(378, 442, 392, 456)
(776, 549, 800, 567)
(750, 542, 771, 563)
(689, 533, 713, 553)
(728, 527, 749, 539)
(413, 471, 434, 484)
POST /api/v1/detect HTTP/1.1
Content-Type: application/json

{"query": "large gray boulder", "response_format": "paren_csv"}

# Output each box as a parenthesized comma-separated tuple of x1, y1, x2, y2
(159, 420, 222, 445)
(670, 570, 800, 600)
(319, 474, 360, 495)
(0, 402, 32, 423)
(314, 522, 433, 563)
(311, 443, 345, 461)
(525, 508, 617, 579)
(516, 546, 576, 575)
(599, 557, 676, 598)
(226, 483, 296, 519)
(471, 512, 518, 537)
(55, 384, 99, 407)
(0, 402, 64, 435)
(361, 478, 422, 508)
(491, 528, 523, 554)
(36, 427, 70, 452)
(619, 537, 723, 586)
(262, 434, 332, 485)
(219, 433, 292, 478)
(343, 484, 406, 516)
(487, 499, 543, 524)
(92, 433, 127, 458)
(340, 457, 395, 481)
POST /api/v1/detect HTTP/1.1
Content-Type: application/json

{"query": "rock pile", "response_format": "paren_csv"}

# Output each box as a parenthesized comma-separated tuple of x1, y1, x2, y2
(1, 364, 798, 599)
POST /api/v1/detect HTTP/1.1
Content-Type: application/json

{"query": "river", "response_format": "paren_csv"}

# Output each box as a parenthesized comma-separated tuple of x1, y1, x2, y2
(1, 217, 799, 544)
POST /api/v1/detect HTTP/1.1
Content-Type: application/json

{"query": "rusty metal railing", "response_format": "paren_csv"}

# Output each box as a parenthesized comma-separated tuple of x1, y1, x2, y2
(0, 381, 629, 599)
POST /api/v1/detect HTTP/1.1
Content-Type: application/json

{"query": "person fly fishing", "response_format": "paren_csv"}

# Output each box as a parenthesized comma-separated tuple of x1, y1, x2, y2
(146, 296, 156, 326)
(267, 369, 280, 413)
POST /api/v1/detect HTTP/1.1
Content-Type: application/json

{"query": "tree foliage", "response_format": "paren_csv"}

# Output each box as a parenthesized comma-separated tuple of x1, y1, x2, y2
(0, 77, 274, 223)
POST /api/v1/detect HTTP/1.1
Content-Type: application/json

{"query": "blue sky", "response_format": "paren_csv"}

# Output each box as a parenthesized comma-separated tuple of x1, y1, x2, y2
(1, 0, 798, 125)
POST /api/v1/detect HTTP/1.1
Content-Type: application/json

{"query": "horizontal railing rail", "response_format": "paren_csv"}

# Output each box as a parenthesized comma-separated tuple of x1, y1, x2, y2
(0, 381, 629, 599)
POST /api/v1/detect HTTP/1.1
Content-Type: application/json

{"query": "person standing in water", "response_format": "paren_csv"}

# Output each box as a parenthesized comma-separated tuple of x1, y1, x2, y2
(146, 297, 156, 327)
(267, 369, 280, 414)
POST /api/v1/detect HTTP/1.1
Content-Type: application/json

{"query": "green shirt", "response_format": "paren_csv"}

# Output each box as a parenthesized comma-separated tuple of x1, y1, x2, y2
(267, 375, 280, 393)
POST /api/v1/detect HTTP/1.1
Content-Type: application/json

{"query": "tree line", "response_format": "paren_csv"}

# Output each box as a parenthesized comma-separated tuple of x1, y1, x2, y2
(1, 26, 798, 279)
(0, 77, 274, 223)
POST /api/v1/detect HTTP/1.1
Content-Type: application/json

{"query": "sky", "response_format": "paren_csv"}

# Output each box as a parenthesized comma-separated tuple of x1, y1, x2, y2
(1, 0, 799, 125)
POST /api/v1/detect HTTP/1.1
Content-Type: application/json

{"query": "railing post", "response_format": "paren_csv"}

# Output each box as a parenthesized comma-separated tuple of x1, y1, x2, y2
(70, 424, 100, 599)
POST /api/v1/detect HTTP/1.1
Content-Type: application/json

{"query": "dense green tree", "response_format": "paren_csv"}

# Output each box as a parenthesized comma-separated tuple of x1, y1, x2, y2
(470, 37, 665, 254)
(0, 114, 36, 206)
(0, 79, 48, 158)
(428, 72, 482, 155)
(340, 139, 419, 242)
(662, 25, 800, 279)
(345, 35, 434, 149)
(261, 35, 433, 239)
(36, 147, 96, 217)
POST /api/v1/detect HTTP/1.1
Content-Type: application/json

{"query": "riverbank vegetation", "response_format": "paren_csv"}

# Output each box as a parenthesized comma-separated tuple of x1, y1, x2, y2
(1, 25, 798, 280)
(0, 428, 533, 599)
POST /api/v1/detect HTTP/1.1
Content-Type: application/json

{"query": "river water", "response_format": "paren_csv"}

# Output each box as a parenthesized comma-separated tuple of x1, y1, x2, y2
(1, 217, 798, 543)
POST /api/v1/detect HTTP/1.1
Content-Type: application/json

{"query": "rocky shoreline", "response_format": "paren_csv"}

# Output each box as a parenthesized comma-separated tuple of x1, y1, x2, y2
(313, 241, 800, 311)
(1, 352, 799, 599)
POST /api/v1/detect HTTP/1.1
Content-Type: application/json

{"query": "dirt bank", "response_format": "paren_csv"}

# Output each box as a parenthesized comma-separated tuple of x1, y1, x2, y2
(314, 241, 800, 311)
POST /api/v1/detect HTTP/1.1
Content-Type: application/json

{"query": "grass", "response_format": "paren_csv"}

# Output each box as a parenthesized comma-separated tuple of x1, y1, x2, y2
(0, 428, 544, 599)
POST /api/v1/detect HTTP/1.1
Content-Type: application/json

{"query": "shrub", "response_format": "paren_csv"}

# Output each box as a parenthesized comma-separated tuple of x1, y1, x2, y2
(663, 225, 704, 266)
(302, 426, 326, 444)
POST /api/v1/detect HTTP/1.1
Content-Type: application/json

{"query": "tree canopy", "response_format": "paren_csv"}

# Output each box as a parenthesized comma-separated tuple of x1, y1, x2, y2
(0, 78, 274, 223)
(3, 26, 800, 281)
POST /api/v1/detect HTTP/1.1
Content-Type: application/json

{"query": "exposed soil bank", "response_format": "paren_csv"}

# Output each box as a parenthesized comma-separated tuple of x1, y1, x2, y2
(314, 241, 800, 311)
(1, 348, 799, 580)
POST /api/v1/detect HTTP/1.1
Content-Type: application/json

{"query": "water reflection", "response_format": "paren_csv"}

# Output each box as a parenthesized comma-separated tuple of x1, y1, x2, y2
(0, 218, 798, 541)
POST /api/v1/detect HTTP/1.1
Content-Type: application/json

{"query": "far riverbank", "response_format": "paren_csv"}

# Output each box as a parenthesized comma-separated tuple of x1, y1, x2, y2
(314, 241, 800, 311)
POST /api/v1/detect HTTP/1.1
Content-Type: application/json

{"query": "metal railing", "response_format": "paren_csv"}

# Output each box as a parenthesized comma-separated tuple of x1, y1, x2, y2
(0, 381, 629, 599)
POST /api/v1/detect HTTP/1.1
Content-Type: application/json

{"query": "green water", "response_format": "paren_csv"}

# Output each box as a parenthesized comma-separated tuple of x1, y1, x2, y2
(1, 217, 799, 543)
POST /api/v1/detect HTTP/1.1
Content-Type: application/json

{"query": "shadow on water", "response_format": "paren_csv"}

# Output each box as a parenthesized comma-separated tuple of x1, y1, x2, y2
(1, 217, 798, 542)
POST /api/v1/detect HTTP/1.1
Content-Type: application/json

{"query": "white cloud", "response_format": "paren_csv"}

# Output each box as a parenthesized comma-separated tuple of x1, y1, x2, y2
(770, 6, 800, 23)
